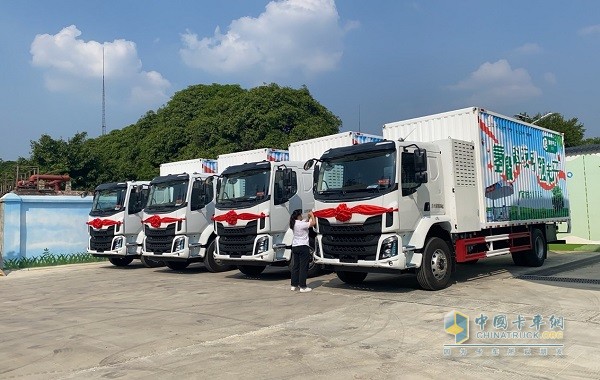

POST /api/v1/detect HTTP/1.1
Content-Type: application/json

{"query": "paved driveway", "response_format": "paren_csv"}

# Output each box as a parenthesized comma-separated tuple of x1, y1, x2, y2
(1, 251, 599, 379)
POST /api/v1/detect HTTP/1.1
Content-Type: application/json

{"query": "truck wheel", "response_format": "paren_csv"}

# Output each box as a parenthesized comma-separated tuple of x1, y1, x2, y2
(525, 228, 546, 267)
(336, 271, 368, 284)
(288, 246, 322, 278)
(416, 237, 453, 290)
(140, 255, 164, 268)
(511, 252, 528, 266)
(204, 241, 234, 273)
(238, 265, 265, 276)
(166, 261, 190, 270)
(108, 257, 134, 267)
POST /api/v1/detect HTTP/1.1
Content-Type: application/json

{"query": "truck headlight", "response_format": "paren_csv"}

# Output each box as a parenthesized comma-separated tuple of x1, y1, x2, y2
(173, 236, 186, 252)
(379, 236, 398, 259)
(255, 236, 269, 255)
(112, 236, 123, 250)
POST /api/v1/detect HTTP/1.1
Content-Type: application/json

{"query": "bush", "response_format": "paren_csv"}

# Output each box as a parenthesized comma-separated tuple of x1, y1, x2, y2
(2, 248, 106, 270)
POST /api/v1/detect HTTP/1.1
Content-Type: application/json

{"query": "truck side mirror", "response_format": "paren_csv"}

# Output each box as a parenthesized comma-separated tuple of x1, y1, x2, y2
(283, 168, 293, 187)
(303, 159, 315, 171)
(414, 148, 427, 172)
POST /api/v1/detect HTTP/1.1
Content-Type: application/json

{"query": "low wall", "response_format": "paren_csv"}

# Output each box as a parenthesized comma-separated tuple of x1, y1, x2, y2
(0, 192, 93, 262)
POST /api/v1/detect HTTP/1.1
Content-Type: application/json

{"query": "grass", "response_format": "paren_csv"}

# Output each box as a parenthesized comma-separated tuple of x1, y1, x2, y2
(548, 243, 600, 252)
(2, 248, 106, 270)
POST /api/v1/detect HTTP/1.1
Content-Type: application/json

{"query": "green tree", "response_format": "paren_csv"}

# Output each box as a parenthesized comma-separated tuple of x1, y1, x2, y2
(515, 112, 585, 147)
(24, 83, 342, 189)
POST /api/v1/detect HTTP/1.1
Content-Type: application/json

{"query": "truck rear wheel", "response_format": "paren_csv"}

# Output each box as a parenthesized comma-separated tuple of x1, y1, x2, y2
(416, 237, 453, 290)
(525, 228, 546, 267)
(336, 271, 368, 284)
(238, 265, 266, 276)
(140, 255, 164, 268)
(204, 241, 234, 273)
(108, 257, 134, 267)
(166, 261, 190, 270)
(512, 228, 546, 267)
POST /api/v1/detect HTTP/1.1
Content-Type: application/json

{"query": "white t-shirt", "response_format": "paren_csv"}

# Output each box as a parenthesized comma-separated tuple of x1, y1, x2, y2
(292, 220, 310, 247)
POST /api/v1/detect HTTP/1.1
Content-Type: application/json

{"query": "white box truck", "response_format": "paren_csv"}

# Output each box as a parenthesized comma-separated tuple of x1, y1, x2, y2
(141, 158, 230, 272)
(306, 107, 570, 290)
(213, 133, 383, 276)
(87, 181, 159, 267)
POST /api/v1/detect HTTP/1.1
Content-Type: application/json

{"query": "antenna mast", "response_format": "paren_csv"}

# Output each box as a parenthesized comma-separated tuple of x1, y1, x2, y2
(102, 45, 106, 136)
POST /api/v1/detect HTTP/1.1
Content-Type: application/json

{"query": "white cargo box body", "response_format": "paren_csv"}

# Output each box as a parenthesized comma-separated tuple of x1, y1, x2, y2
(159, 158, 218, 176)
(217, 148, 289, 174)
(288, 131, 384, 162)
(383, 107, 570, 229)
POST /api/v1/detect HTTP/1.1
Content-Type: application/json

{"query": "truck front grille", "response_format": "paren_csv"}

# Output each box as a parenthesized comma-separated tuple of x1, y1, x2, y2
(145, 224, 176, 254)
(89, 226, 115, 252)
(217, 221, 258, 257)
(319, 215, 382, 262)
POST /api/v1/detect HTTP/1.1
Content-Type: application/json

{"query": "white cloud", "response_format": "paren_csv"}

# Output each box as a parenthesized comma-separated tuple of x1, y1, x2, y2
(515, 43, 542, 54)
(579, 24, 600, 36)
(30, 25, 170, 106)
(450, 59, 541, 105)
(179, 0, 349, 79)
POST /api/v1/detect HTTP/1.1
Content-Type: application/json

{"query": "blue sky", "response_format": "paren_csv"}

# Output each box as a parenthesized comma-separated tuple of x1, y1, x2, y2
(1, 0, 599, 161)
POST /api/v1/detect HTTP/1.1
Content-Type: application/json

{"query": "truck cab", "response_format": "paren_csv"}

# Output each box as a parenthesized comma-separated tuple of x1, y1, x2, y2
(87, 181, 157, 267)
(213, 160, 316, 276)
(141, 172, 231, 272)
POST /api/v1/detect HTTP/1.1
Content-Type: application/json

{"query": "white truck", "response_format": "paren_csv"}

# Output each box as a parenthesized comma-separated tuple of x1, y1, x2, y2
(213, 133, 383, 276)
(305, 107, 570, 290)
(141, 158, 231, 272)
(87, 181, 159, 267)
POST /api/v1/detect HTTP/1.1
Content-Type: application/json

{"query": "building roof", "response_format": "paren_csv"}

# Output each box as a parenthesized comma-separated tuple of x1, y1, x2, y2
(565, 144, 600, 156)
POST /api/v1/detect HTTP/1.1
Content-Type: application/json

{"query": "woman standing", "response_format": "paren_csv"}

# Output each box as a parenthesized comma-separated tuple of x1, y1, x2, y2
(289, 209, 316, 293)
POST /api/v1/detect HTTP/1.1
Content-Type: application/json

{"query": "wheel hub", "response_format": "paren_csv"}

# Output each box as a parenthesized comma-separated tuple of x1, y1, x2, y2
(431, 250, 448, 280)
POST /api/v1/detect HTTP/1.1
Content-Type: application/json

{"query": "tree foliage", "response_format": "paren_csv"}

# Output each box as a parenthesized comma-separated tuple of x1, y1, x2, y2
(515, 112, 586, 147)
(19, 83, 341, 190)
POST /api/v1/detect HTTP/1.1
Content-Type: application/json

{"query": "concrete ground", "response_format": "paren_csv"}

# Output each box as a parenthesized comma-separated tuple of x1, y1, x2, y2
(1, 251, 599, 380)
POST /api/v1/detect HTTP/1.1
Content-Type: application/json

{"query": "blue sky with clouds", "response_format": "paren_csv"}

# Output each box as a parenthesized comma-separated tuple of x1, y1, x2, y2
(1, 0, 599, 160)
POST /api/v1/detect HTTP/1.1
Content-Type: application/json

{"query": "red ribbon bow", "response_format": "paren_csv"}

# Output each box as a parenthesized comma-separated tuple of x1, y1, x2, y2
(212, 210, 268, 225)
(142, 215, 185, 228)
(312, 203, 398, 222)
(86, 218, 122, 229)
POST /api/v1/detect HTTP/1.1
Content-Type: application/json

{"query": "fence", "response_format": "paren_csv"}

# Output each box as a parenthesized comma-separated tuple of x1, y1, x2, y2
(0, 192, 93, 264)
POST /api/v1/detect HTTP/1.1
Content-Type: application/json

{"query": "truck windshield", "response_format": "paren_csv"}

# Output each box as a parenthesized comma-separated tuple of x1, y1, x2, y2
(315, 149, 396, 200)
(216, 169, 270, 207)
(90, 186, 126, 216)
(146, 180, 189, 211)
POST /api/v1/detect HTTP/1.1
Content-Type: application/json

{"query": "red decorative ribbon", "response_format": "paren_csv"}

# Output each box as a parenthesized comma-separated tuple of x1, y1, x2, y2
(142, 215, 186, 228)
(313, 203, 398, 223)
(212, 210, 268, 226)
(86, 218, 122, 229)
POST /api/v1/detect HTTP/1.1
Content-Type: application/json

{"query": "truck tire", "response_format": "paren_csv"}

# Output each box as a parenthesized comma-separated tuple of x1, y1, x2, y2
(525, 228, 546, 267)
(204, 241, 234, 273)
(416, 237, 453, 290)
(336, 271, 368, 284)
(511, 252, 528, 266)
(238, 265, 266, 276)
(140, 255, 164, 268)
(166, 261, 190, 271)
(287, 246, 322, 278)
(108, 257, 134, 267)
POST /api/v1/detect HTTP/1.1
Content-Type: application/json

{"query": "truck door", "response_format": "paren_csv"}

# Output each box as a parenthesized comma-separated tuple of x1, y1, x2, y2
(271, 169, 298, 233)
(397, 151, 429, 232)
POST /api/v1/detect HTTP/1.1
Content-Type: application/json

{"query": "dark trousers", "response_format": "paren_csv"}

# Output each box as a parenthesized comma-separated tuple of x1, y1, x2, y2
(291, 245, 310, 288)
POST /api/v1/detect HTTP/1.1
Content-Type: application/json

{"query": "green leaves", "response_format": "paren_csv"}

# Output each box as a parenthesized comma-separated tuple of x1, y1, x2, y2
(17, 83, 341, 190)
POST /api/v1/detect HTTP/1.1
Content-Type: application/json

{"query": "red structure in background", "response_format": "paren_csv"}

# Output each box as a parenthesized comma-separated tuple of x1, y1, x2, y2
(16, 174, 71, 192)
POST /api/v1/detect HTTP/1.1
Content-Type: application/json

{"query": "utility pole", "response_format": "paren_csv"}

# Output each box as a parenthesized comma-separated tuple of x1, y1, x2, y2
(102, 45, 106, 136)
